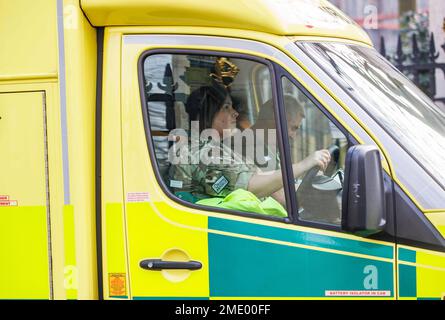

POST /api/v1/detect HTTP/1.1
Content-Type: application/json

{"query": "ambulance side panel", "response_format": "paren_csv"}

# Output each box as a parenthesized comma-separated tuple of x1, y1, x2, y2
(0, 0, 98, 299)
(0, 0, 58, 299)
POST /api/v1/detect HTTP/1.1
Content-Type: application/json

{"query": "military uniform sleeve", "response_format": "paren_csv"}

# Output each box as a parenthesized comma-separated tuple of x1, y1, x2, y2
(168, 139, 201, 194)
(198, 141, 256, 197)
(234, 169, 255, 190)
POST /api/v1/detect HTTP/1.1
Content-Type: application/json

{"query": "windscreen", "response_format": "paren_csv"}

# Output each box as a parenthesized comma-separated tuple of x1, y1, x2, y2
(297, 42, 445, 188)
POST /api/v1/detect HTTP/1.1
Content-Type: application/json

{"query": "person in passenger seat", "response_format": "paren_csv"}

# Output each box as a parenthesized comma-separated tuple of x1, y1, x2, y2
(169, 87, 330, 207)
(234, 96, 306, 204)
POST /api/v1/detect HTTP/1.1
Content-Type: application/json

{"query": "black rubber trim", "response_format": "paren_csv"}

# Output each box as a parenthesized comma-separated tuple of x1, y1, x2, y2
(138, 49, 292, 224)
(394, 184, 445, 252)
(95, 27, 104, 300)
(79, 2, 95, 28)
(272, 64, 299, 223)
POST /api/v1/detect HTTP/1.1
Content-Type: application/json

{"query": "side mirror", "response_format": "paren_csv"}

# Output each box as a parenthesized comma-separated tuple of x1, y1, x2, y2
(342, 145, 386, 236)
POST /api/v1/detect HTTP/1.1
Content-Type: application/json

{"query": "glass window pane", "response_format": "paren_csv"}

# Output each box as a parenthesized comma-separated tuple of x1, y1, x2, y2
(297, 42, 445, 188)
(281, 77, 348, 225)
(142, 54, 289, 219)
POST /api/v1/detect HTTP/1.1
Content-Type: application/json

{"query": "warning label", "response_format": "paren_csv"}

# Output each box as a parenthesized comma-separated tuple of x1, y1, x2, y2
(109, 273, 126, 297)
(127, 192, 149, 203)
(0, 196, 18, 207)
(325, 290, 391, 297)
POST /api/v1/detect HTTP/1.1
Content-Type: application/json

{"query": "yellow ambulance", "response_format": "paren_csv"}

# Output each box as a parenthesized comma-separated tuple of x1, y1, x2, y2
(1, 0, 444, 300)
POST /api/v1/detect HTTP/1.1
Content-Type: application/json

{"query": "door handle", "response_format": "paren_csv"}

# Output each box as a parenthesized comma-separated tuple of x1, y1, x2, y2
(140, 259, 202, 271)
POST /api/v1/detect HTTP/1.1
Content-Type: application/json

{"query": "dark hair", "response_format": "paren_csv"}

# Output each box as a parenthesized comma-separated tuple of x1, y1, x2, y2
(185, 82, 229, 132)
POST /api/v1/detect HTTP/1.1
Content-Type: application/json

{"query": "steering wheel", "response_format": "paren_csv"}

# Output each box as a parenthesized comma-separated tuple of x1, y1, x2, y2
(296, 144, 342, 223)
(297, 144, 340, 188)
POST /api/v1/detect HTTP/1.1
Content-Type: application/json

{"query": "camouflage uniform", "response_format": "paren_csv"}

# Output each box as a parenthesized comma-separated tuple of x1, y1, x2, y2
(230, 130, 281, 173)
(168, 137, 256, 200)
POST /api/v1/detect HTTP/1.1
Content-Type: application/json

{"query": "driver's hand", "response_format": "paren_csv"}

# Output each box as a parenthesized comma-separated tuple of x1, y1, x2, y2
(310, 149, 331, 172)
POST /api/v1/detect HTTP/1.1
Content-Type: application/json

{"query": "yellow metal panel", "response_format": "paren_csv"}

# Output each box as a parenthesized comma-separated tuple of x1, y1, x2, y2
(61, 0, 98, 299)
(101, 30, 125, 204)
(416, 251, 445, 299)
(425, 212, 445, 238)
(45, 83, 68, 300)
(81, 0, 371, 45)
(63, 205, 78, 299)
(101, 29, 127, 299)
(0, 206, 50, 299)
(0, 0, 58, 80)
(0, 91, 50, 299)
(104, 203, 129, 299)
(126, 203, 209, 298)
(0, 92, 47, 205)
(0, 83, 67, 300)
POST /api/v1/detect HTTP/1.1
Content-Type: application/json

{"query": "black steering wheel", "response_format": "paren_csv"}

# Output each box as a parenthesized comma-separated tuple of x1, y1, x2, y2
(298, 144, 340, 187)
(296, 144, 342, 223)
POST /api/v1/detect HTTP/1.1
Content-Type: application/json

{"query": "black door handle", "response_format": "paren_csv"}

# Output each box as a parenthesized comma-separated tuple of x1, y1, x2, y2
(140, 259, 202, 271)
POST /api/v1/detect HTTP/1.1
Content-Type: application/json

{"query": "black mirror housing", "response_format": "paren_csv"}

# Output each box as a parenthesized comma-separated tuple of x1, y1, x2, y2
(342, 145, 386, 236)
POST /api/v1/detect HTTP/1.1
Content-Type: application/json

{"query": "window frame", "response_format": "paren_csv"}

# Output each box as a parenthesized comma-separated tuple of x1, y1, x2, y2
(275, 65, 359, 232)
(137, 48, 295, 224)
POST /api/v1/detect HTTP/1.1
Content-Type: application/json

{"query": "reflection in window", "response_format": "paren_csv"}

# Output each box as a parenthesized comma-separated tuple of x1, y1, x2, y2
(142, 54, 290, 218)
(298, 42, 445, 187)
(282, 77, 349, 225)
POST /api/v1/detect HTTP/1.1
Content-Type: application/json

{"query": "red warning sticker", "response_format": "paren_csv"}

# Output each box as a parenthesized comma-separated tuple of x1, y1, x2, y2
(0, 197, 17, 207)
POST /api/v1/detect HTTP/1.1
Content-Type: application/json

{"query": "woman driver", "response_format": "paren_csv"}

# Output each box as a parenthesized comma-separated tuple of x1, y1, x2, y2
(169, 80, 331, 206)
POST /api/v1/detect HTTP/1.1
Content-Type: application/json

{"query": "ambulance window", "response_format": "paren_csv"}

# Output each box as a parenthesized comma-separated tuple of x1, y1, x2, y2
(141, 53, 290, 220)
(281, 77, 349, 226)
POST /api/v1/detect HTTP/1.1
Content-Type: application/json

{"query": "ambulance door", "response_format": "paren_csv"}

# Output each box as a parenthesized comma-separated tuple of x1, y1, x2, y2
(119, 34, 397, 299)
(119, 40, 210, 300)
(0, 91, 52, 299)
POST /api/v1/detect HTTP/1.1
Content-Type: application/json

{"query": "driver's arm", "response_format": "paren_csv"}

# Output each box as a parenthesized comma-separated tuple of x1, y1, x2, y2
(294, 150, 331, 177)
(247, 149, 331, 199)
